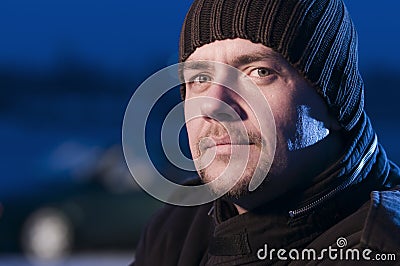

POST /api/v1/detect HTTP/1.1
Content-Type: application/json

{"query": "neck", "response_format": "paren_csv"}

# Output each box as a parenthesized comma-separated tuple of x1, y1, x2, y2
(234, 204, 248, 214)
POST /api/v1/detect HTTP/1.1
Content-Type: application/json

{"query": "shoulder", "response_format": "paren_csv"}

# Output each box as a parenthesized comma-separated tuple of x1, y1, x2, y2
(356, 158, 400, 253)
(307, 185, 400, 255)
(141, 176, 213, 239)
(133, 177, 215, 266)
(142, 201, 213, 245)
(134, 203, 213, 266)
(361, 185, 400, 253)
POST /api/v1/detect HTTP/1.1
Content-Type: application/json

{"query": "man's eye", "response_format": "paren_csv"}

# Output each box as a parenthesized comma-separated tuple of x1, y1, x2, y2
(191, 74, 212, 84)
(250, 68, 273, 78)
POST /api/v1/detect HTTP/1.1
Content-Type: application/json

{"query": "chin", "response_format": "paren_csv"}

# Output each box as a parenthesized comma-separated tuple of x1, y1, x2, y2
(200, 166, 255, 198)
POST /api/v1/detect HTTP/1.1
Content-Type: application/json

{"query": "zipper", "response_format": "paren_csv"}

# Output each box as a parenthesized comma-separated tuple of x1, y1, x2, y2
(288, 134, 378, 218)
(208, 206, 215, 216)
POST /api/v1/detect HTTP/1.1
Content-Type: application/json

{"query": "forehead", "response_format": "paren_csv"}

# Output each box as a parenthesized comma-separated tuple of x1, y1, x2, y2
(186, 38, 287, 67)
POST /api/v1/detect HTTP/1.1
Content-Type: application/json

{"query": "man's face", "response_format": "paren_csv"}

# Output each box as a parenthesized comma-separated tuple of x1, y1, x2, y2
(183, 39, 337, 199)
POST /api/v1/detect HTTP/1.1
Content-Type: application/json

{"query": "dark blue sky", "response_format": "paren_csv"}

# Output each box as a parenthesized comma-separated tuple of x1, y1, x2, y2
(0, 0, 399, 74)
(0, 1, 399, 200)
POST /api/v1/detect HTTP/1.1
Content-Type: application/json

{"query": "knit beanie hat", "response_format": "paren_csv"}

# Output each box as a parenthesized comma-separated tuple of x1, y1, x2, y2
(179, 0, 364, 131)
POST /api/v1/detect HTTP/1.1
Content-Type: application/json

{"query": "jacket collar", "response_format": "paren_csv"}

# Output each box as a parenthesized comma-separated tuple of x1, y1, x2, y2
(213, 111, 388, 220)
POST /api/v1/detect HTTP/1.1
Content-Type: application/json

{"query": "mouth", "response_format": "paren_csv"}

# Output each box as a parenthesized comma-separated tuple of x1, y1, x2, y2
(200, 136, 254, 152)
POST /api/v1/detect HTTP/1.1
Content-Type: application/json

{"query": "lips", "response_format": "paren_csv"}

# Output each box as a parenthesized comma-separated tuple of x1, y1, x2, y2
(200, 136, 252, 151)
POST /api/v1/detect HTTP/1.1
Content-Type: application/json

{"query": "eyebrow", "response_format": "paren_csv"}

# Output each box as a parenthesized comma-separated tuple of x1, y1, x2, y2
(181, 50, 283, 74)
(182, 61, 215, 71)
(231, 51, 282, 67)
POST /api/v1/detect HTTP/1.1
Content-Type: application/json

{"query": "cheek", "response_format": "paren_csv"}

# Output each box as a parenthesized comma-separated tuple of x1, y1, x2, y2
(185, 120, 198, 141)
(185, 120, 202, 154)
(287, 105, 330, 151)
(184, 101, 202, 144)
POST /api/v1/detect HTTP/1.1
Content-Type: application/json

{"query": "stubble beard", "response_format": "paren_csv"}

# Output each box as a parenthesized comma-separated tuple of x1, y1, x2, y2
(193, 126, 270, 198)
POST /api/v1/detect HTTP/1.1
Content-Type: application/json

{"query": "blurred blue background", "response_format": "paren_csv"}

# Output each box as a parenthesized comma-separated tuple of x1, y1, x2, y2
(0, 0, 399, 264)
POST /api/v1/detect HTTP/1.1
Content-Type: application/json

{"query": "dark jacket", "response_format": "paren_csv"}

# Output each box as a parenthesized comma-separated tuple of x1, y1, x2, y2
(133, 113, 400, 265)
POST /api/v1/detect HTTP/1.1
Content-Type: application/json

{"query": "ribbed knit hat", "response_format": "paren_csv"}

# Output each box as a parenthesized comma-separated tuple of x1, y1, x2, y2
(179, 0, 364, 131)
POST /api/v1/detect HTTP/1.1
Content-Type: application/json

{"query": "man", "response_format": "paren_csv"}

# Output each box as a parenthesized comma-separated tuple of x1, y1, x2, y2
(133, 0, 400, 265)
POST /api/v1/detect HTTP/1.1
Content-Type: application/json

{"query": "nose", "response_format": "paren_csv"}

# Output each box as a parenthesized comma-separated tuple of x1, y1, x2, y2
(200, 83, 244, 122)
